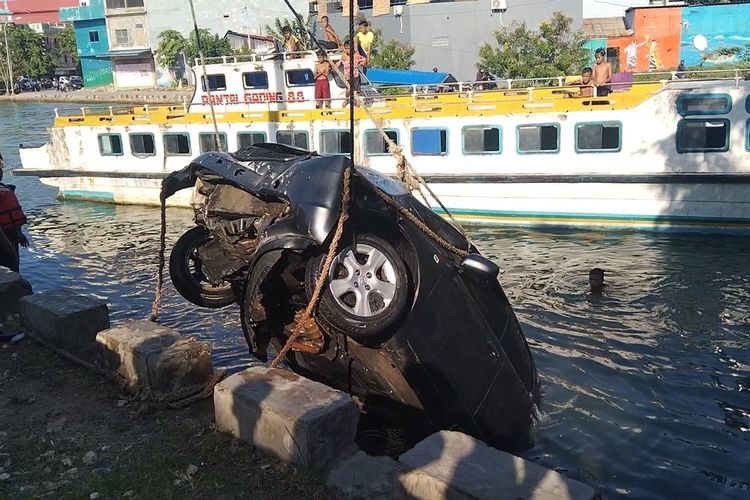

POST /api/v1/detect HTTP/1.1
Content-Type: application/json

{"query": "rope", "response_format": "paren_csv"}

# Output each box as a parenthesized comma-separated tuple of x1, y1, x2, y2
(270, 165, 352, 368)
(149, 196, 167, 321)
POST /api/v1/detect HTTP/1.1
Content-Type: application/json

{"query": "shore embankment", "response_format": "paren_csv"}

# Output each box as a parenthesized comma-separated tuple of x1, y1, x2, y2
(0, 88, 193, 105)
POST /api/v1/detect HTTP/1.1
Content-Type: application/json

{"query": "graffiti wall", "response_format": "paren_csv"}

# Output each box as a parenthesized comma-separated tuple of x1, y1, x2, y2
(600, 4, 750, 72)
(680, 4, 750, 67)
(81, 58, 113, 88)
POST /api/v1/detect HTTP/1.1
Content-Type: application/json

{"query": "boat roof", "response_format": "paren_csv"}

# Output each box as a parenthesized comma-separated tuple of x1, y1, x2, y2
(366, 68, 454, 86)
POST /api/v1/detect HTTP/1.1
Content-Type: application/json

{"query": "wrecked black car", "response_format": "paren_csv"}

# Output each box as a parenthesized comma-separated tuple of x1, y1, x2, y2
(162, 143, 540, 451)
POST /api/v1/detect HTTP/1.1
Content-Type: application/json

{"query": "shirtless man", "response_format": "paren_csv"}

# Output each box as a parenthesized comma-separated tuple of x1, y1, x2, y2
(318, 15, 339, 50)
(592, 48, 612, 96)
(314, 51, 331, 109)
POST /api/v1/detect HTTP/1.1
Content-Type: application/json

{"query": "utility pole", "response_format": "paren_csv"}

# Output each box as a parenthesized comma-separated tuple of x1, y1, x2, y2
(2, 1, 12, 95)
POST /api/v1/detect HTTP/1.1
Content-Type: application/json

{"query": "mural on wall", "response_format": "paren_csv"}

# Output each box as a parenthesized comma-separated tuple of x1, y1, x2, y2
(680, 5, 750, 67)
(606, 6, 681, 73)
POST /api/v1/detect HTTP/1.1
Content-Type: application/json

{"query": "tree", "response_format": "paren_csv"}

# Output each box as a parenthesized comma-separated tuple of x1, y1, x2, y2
(183, 29, 232, 63)
(478, 12, 588, 80)
(155, 29, 187, 80)
(0, 24, 56, 90)
(265, 16, 313, 51)
(369, 29, 415, 70)
(55, 24, 78, 66)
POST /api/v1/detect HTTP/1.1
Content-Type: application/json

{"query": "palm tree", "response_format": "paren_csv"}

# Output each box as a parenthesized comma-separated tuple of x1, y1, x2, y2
(265, 16, 314, 51)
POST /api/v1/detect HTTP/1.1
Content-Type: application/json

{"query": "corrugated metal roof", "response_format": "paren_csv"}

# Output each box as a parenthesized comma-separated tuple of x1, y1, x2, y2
(583, 17, 633, 39)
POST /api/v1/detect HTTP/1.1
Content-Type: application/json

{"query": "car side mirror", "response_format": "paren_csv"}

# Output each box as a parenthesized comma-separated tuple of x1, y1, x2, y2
(461, 254, 499, 278)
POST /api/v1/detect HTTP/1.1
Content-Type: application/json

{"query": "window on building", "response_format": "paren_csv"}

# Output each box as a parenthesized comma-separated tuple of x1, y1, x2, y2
(411, 128, 448, 155)
(320, 130, 352, 155)
(243, 71, 269, 89)
(358, 0, 374, 8)
(676, 94, 732, 116)
(164, 133, 191, 156)
(98, 134, 123, 156)
(286, 69, 315, 87)
(237, 132, 267, 149)
(365, 129, 399, 156)
(106, 0, 144, 8)
(199, 132, 229, 153)
(575, 122, 621, 152)
(130, 133, 155, 157)
(201, 74, 227, 91)
(517, 124, 559, 154)
(462, 126, 501, 154)
(114, 29, 129, 45)
(88, 31, 100, 43)
(676, 119, 729, 153)
(276, 131, 308, 150)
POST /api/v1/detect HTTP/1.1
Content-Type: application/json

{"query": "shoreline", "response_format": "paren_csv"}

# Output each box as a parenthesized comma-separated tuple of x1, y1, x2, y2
(0, 88, 194, 105)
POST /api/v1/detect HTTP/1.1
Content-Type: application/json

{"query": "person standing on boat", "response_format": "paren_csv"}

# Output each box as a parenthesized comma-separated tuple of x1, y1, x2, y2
(0, 154, 29, 273)
(314, 51, 332, 109)
(340, 39, 364, 106)
(318, 16, 340, 50)
(355, 20, 375, 75)
(592, 48, 611, 96)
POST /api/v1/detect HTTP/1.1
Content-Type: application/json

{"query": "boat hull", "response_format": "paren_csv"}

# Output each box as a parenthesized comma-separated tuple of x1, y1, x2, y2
(18, 171, 750, 232)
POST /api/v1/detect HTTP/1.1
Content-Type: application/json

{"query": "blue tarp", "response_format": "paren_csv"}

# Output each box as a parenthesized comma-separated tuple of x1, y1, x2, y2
(365, 68, 452, 86)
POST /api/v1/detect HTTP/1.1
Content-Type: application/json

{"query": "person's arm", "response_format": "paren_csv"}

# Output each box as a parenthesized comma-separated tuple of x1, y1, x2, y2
(605, 64, 612, 83)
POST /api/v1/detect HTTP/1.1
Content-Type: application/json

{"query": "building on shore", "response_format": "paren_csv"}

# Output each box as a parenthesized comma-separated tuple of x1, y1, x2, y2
(59, 0, 112, 88)
(583, 3, 750, 73)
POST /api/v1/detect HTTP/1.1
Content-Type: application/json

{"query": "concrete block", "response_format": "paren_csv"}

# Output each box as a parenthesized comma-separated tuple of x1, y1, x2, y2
(19, 289, 109, 354)
(0, 266, 32, 314)
(96, 320, 213, 396)
(327, 450, 402, 500)
(214, 366, 359, 470)
(395, 431, 595, 500)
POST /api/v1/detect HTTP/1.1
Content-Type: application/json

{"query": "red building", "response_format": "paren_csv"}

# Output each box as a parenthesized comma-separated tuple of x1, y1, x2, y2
(4, 0, 80, 24)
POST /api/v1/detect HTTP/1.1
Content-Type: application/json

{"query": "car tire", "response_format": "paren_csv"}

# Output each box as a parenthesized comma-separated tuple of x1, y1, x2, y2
(306, 233, 411, 344)
(169, 226, 235, 308)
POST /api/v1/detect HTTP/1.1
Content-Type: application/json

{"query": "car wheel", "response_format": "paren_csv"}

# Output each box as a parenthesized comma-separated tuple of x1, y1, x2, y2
(306, 233, 411, 344)
(169, 226, 235, 308)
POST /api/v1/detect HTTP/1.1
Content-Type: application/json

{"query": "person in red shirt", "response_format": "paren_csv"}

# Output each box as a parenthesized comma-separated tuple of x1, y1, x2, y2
(0, 153, 28, 272)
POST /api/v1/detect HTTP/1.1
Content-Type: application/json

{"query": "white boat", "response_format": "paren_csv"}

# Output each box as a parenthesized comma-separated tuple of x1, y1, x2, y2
(14, 51, 750, 231)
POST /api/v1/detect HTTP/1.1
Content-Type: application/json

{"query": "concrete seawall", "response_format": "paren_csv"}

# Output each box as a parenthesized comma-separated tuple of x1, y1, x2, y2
(0, 88, 194, 105)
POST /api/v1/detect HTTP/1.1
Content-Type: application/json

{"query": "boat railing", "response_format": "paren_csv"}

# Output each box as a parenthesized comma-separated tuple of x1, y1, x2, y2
(196, 49, 332, 66)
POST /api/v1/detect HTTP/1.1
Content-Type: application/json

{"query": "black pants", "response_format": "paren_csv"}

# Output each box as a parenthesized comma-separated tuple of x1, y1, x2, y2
(0, 230, 19, 272)
(318, 40, 338, 50)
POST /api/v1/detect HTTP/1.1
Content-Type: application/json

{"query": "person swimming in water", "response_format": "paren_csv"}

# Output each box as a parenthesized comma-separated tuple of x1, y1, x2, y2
(589, 268, 605, 293)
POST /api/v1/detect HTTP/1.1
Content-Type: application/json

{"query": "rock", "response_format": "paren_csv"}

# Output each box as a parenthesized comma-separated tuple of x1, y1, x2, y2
(61, 458, 73, 467)
(186, 464, 199, 476)
(65, 467, 78, 476)
(46, 417, 67, 434)
(101, 445, 110, 452)
(19, 290, 109, 355)
(96, 320, 213, 396)
(117, 399, 128, 408)
(0, 472, 10, 481)
(395, 431, 596, 500)
(0, 266, 32, 314)
(214, 366, 359, 470)
(82, 451, 97, 465)
(326, 451, 402, 500)
(90, 492, 100, 500)
(122, 490, 135, 497)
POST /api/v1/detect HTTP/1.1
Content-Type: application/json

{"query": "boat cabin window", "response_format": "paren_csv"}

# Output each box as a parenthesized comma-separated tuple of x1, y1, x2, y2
(517, 124, 559, 154)
(676, 119, 730, 153)
(130, 133, 156, 157)
(412, 128, 448, 156)
(243, 71, 269, 89)
(164, 133, 191, 156)
(746, 96, 750, 113)
(237, 132, 267, 149)
(462, 126, 502, 154)
(276, 131, 309, 150)
(365, 129, 399, 156)
(747, 119, 750, 152)
(320, 130, 352, 155)
(98, 134, 123, 156)
(201, 74, 227, 92)
(199, 132, 228, 153)
(575, 122, 621, 153)
(286, 69, 315, 87)
(676, 94, 732, 116)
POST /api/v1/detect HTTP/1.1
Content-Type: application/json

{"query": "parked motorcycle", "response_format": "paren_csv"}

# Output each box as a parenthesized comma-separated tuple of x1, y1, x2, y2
(162, 143, 540, 451)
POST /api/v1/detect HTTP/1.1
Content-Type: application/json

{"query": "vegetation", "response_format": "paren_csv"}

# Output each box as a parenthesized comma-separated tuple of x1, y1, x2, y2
(369, 29, 415, 70)
(56, 24, 79, 67)
(155, 28, 231, 72)
(0, 24, 56, 91)
(477, 12, 587, 80)
(265, 16, 314, 51)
